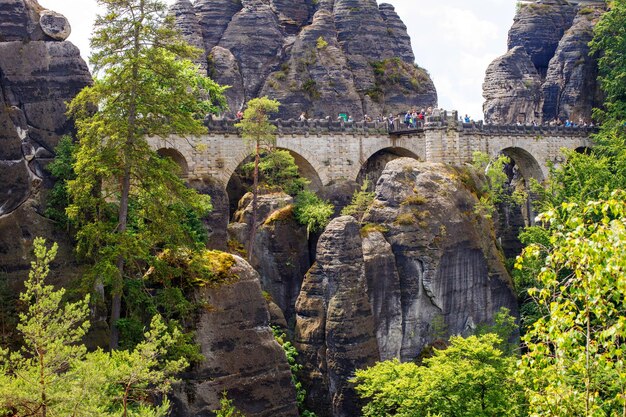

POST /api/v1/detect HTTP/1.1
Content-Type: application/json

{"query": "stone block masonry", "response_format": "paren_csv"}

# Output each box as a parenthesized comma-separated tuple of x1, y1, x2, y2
(148, 120, 593, 189)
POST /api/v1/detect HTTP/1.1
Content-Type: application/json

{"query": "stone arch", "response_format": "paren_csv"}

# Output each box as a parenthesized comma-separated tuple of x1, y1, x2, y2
(157, 148, 189, 177)
(225, 147, 324, 218)
(357, 146, 421, 186)
(496, 147, 544, 183)
(276, 147, 324, 191)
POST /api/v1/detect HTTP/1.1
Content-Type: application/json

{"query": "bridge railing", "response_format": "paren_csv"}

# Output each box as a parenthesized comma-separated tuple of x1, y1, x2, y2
(206, 117, 391, 135)
(205, 116, 598, 137)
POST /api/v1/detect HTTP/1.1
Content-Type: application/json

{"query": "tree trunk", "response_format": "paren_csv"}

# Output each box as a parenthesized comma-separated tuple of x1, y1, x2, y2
(110, 165, 131, 350)
(248, 139, 260, 262)
(110, 2, 141, 350)
(39, 348, 47, 417)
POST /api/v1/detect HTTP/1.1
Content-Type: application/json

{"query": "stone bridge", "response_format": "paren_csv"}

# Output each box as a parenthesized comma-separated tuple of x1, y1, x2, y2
(148, 118, 594, 190)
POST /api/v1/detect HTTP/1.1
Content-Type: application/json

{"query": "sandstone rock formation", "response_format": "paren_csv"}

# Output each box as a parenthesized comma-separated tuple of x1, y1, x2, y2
(483, 1, 606, 124)
(295, 216, 379, 417)
(171, 0, 437, 119)
(172, 255, 299, 417)
(229, 192, 311, 323)
(294, 159, 517, 416)
(0, 0, 91, 281)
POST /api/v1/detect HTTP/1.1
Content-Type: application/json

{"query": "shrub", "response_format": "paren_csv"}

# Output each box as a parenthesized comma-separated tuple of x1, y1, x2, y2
(341, 181, 375, 221)
(360, 223, 389, 237)
(294, 190, 334, 235)
(316, 36, 328, 49)
(394, 212, 415, 226)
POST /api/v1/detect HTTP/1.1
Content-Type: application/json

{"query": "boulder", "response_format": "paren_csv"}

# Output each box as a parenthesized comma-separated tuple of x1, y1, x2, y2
(39, 10, 70, 41)
(172, 255, 299, 417)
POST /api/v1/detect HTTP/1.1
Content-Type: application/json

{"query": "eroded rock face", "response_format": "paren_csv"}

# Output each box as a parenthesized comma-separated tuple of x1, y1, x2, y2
(295, 159, 517, 416)
(172, 255, 299, 417)
(541, 8, 604, 122)
(483, 1, 606, 123)
(169, 0, 207, 71)
(174, 0, 437, 117)
(483, 46, 542, 125)
(0, 0, 91, 280)
(229, 192, 311, 324)
(295, 216, 379, 417)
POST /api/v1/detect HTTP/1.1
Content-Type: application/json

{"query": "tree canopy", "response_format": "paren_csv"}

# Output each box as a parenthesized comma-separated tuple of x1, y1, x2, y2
(66, 0, 226, 348)
(0, 238, 186, 417)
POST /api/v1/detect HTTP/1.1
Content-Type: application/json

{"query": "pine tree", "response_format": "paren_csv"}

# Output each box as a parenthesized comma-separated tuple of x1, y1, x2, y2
(66, 0, 226, 349)
(0, 238, 187, 417)
(235, 97, 280, 261)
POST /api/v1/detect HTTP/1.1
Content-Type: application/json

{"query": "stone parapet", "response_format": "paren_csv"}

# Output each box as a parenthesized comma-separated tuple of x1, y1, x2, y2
(206, 117, 597, 138)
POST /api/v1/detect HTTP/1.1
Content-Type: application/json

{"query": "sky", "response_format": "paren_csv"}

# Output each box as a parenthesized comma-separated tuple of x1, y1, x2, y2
(40, 0, 517, 121)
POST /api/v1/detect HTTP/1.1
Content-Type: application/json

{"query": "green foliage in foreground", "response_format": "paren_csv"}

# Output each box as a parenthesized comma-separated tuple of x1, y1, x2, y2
(0, 238, 186, 417)
(352, 333, 526, 417)
(516, 194, 626, 416)
(293, 190, 334, 236)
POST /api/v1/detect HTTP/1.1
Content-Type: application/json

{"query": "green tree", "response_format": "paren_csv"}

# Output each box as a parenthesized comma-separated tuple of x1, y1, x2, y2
(67, 0, 226, 348)
(293, 190, 334, 237)
(45, 136, 77, 231)
(258, 149, 310, 196)
(0, 238, 186, 417)
(516, 194, 626, 416)
(242, 149, 310, 196)
(352, 333, 525, 417)
(341, 181, 375, 222)
(0, 238, 90, 417)
(235, 97, 280, 260)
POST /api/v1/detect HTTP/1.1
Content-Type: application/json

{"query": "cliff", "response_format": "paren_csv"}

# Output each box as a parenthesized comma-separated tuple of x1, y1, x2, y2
(172, 255, 300, 417)
(170, 0, 437, 119)
(293, 159, 517, 416)
(0, 0, 91, 285)
(483, 1, 606, 124)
